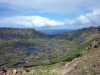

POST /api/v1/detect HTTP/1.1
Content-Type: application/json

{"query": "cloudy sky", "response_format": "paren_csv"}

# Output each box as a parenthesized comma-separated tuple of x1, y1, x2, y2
(0, 0, 100, 30)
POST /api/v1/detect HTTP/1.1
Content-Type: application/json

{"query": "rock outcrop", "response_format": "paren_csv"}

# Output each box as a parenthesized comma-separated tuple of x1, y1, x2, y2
(0, 67, 30, 75)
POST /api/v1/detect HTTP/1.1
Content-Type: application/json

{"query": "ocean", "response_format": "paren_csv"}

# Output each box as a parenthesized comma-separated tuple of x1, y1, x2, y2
(39, 29, 74, 35)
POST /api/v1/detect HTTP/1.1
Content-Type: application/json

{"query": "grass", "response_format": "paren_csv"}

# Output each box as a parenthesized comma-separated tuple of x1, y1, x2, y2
(78, 34, 98, 51)
(67, 46, 100, 75)
(24, 53, 80, 68)
(62, 53, 81, 62)
(0, 38, 77, 67)
(20, 72, 62, 75)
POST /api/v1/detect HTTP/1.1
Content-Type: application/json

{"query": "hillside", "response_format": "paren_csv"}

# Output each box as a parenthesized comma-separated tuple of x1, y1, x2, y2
(65, 46, 100, 75)
(21, 37, 100, 75)
(55, 37, 100, 75)
(53, 26, 100, 52)
(0, 28, 77, 67)
(0, 37, 99, 75)
(0, 26, 100, 75)
(0, 28, 47, 40)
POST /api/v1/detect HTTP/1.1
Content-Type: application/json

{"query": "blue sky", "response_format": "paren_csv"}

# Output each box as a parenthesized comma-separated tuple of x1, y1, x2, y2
(0, 0, 100, 30)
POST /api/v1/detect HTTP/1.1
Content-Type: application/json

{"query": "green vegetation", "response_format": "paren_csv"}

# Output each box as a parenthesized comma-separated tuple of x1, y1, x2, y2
(0, 38, 77, 67)
(0, 26, 100, 70)
(22, 72, 62, 75)
(62, 53, 81, 62)
(67, 46, 100, 75)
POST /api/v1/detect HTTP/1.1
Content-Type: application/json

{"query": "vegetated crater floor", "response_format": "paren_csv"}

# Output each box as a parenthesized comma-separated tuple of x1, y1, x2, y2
(0, 38, 77, 67)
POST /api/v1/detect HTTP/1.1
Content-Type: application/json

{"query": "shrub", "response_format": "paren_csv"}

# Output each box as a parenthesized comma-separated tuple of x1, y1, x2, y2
(62, 53, 81, 62)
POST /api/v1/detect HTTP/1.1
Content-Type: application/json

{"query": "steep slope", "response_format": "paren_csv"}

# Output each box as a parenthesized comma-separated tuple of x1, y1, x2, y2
(64, 38, 100, 75)
(53, 26, 100, 52)
(50, 37, 100, 75)
(53, 26, 100, 41)
(0, 28, 47, 40)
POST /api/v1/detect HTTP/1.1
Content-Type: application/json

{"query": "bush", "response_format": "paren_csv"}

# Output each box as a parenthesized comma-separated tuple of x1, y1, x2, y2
(62, 53, 81, 62)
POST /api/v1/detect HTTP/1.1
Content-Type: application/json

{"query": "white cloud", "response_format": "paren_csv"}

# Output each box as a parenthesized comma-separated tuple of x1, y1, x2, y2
(0, 16, 64, 28)
(31, 16, 64, 27)
(65, 9, 100, 27)
(0, 9, 100, 29)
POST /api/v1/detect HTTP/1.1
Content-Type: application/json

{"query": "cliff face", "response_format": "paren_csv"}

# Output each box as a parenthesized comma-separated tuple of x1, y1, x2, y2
(0, 28, 47, 40)
(53, 26, 100, 39)
(0, 26, 100, 40)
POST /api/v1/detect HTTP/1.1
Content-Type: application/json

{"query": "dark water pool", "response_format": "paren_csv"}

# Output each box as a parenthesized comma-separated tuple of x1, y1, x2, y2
(14, 62, 25, 66)
(25, 47, 37, 56)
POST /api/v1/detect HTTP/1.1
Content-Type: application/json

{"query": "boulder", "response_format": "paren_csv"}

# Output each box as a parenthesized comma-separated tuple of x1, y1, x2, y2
(17, 67, 29, 74)
(0, 67, 7, 75)
(6, 70, 12, 75)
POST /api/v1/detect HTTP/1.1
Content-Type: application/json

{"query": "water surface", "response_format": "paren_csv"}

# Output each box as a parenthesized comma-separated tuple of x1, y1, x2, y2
(39, 29, 74, 35)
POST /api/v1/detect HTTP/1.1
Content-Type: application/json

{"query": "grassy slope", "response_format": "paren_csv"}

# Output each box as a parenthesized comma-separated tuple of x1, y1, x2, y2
(66, 47, 100, 75)
(24, 48, 100, 75)
(25, 36, 100, 75)
(58, 36, 100, 75)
